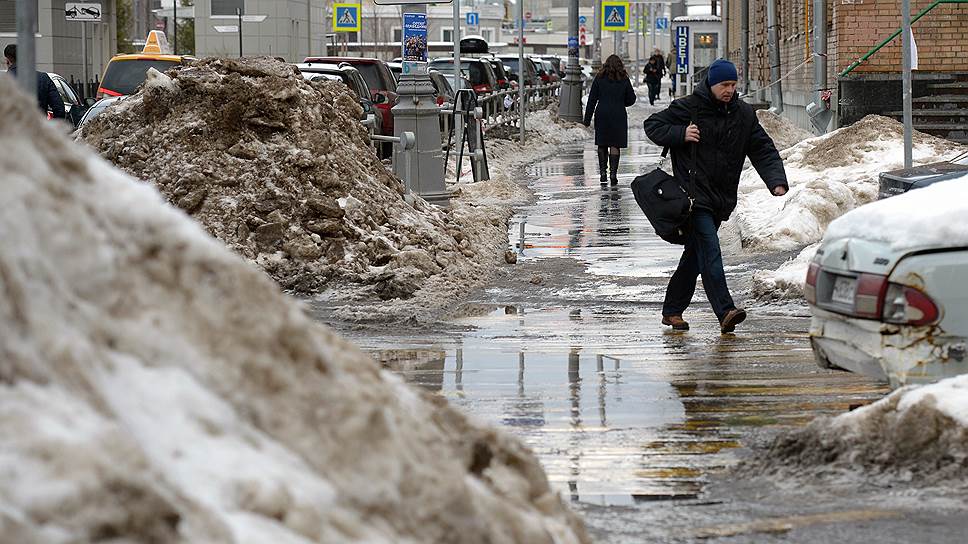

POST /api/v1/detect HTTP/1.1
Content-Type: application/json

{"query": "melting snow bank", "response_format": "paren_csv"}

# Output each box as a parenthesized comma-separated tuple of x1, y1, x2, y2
(1, 76, 589, 543)
(742, 375, 968, 486)
(756, 109, 813, 151)
(81, 57, 507, 303)
(749, 244, 818, 302)
(334, 107, 591, 322)
(731, 115, 965, 252)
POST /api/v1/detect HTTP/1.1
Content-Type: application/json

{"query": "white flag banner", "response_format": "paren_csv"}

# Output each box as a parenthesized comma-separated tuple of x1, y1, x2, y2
(910, 28, 919, 70)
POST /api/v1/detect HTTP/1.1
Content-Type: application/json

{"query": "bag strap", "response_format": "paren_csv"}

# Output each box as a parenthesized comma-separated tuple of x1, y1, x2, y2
(687, 97, 698, 205)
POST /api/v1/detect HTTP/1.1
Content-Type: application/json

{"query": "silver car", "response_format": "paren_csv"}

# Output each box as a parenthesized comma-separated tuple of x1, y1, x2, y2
(806, 176, 968, 388)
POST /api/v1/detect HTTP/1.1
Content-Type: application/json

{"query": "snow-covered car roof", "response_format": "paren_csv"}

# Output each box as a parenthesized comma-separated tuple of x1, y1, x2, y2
(823, 173, 968, 252)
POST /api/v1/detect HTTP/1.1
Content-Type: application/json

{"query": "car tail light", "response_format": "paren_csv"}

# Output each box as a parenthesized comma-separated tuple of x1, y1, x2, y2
(436, 95, 444, 106)
(854, 273, 888, 318)
(473, 84, 492, 93)
(883, 284, 940, 326)
(804, 262, 820, 304)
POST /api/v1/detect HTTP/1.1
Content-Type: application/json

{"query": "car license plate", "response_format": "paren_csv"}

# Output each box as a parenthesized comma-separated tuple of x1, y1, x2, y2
(831, 276, 857, 305)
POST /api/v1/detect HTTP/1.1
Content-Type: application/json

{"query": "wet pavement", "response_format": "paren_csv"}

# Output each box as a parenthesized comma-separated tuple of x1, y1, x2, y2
(311, 100, 968, 542)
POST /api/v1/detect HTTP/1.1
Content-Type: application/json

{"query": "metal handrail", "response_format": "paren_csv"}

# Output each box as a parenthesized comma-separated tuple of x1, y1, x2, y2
(840, 0, 968, 77)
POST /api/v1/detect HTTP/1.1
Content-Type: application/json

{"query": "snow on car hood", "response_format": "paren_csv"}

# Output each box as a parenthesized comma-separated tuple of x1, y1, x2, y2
(823, 173, 968, 252)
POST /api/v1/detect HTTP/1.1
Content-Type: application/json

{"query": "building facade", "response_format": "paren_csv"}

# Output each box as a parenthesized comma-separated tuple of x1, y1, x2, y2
(1, 0, 118, 84)
(724, 0, 968, 132)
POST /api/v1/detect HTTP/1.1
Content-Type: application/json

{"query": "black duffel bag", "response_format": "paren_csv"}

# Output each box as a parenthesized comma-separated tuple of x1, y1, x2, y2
(631, 101, 698, 245)
(630, 141, 697, 245)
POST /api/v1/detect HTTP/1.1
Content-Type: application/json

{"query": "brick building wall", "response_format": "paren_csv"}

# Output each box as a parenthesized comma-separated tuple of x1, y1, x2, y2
(837, 0, 968, 74)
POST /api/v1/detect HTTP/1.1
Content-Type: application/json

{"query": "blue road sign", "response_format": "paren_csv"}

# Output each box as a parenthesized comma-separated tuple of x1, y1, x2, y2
(675, 26, 689, 75)
(579, 15, 587, 25)
(602, 2, 629, 32)
(656, 17, 669, 30)
(466, 12, 479, 27)
(334, 4, 360, 32)
(568, 36, 579, 48)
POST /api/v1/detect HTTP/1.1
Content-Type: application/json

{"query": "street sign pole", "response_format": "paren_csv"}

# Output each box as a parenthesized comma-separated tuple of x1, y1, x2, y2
(634, 4, 640, 85)
(82, 22, 88, 96)
(558, 0, 583, 122)
(174, 0, 177, 55)
(237, 8, 243, 57)
(901, 0, 913, 169)
(453, 0, 460, 92)
(15, 0, 37, 94)
(518, 0, 525, 141)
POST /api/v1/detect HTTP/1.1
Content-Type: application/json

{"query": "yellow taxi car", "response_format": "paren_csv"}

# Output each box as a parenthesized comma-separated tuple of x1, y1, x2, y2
(96, 31, 194, 100)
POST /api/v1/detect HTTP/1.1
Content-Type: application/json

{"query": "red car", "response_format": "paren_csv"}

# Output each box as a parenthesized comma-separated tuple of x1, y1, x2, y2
(303, 57, 398, 137)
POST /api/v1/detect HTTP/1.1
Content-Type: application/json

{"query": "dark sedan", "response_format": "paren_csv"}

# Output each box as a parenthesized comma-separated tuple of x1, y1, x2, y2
(878, 150, 968, 199)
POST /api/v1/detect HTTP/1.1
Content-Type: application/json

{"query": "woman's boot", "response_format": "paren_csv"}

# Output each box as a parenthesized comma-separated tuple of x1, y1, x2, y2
(597, 147, 608, 185)
(608, 152, 620, 185)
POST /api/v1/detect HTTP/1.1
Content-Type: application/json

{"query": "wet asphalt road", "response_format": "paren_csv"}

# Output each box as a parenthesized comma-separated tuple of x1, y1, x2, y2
(315, 99, 968, 542)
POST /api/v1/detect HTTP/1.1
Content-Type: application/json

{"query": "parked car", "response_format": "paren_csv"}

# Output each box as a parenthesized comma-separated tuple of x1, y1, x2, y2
(303, 56, 398, 138)
(483, 58, 512, 91)
(295, 62, 382, 137)
(47, 72, 90, 127)
(496, 55, 539, 87)
(878, 150, 968, 199)
(428, 57, 498, 94)
(806, 174, 968, 388)
(386, 61, 402, 82)
(76, 96, 125, 130)
(535, 59, 559, 84)
(540, 55, 565, 78)
(428, 69, 455, 106)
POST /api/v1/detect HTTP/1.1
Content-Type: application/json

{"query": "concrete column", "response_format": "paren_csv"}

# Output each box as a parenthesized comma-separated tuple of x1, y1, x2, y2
(558, 0, 583, 121)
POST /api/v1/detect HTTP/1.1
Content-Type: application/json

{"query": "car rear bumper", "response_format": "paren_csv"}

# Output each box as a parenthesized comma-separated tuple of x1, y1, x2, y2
(809, 307, 968, 388)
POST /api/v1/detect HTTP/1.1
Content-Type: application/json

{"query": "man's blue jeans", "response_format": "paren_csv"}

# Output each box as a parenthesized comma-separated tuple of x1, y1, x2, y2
(662, 209, 736, 322)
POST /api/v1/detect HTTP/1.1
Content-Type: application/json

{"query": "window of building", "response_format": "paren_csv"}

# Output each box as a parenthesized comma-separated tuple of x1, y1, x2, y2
(212, 0, 244, 17)
(0, 1, 17, 33)
(392, 27, 402, 43)
(480, 28, 495, 43)
(441, 28, 454, 43)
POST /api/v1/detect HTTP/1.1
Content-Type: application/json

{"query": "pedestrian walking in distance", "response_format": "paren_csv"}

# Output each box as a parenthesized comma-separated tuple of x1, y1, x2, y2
(665, 51, 676, 97)
(644, 57, 662, 106)
(584, 54, 636, 186)
(4, 44, 65, 120)
(643, 59, 788, 333)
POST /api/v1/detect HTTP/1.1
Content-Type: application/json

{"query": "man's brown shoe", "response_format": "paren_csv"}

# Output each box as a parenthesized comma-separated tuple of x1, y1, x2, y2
(720, 308, 747, 333)
(661, 315, 689, 331)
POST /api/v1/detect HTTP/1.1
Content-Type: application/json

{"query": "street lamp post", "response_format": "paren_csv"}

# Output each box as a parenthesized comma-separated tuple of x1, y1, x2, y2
(558, 0, 583, 122)
(901, 0, 913, 168)
(15, 0, 37, 94)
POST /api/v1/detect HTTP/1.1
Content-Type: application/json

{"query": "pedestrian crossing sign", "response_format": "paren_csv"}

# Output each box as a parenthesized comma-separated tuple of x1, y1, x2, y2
(333, 3, 361, 32)
(601, 1, 629, 32)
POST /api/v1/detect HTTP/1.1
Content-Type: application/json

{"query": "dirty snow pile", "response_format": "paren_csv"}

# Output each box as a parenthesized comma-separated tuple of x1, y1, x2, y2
(745, 374, 968, 486)
(81, 57, 506, 300)
(0, 77, 589, 543)
(756, 109, 813, 150)
(732, 115, 965, 252)
(750, 243, 818, 302)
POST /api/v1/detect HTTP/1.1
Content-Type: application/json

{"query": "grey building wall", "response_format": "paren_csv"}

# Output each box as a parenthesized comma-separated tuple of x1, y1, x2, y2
(1, 0, 118, 83)
(194, 0, 326, 61)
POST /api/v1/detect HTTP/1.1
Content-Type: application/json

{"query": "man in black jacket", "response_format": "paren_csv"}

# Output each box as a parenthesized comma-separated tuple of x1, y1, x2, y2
(644, 59, 787, 333)
(4, 44, 66, 119)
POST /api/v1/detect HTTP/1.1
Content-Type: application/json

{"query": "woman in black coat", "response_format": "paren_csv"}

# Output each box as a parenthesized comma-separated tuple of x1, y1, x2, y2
(583, 54, 636, 185)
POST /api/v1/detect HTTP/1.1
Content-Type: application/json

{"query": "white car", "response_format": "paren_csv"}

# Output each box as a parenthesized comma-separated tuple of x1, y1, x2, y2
(807, 175, 968, 388)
